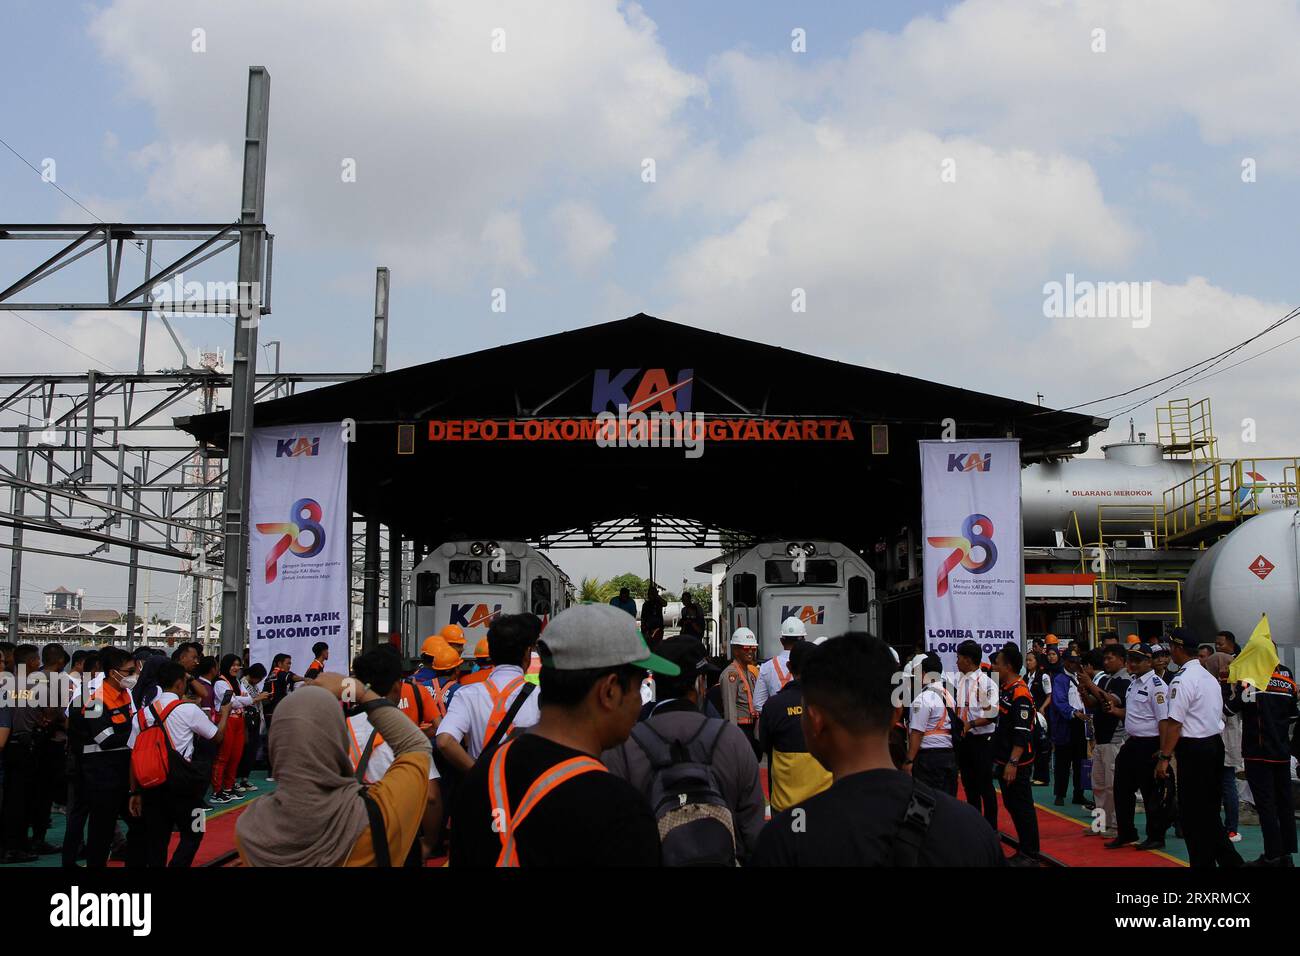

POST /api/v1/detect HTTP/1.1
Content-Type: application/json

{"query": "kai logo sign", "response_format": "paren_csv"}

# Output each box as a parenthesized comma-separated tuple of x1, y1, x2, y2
(275, 436, 320, 458)
(592, 369, 693, 414)
(947, 452, 991, 473)
(449, 603, 503, 629)
(781, 605, 825, 626)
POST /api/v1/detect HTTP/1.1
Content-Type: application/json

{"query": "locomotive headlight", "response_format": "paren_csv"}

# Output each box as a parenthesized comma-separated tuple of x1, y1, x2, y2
(786, 542, 802, 557)
(802, 542, 816, 556)
(470, 541, 486, 556)
(485, 540, 500, 556)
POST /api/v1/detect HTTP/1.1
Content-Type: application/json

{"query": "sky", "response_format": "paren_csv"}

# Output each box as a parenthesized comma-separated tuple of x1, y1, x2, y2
(2, 0, 1299, 616)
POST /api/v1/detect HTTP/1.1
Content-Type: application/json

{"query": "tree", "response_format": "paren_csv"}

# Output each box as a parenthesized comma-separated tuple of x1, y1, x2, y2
(684, 584, 711, 609)
(578, 576, 614, 604)
(606, 573, 648, 599)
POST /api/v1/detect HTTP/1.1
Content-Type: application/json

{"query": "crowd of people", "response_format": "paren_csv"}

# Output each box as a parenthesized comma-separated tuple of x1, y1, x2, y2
(0, 609, 1295, 869)
(0, 638, 304, 866)
(891, 628, 1298, 868)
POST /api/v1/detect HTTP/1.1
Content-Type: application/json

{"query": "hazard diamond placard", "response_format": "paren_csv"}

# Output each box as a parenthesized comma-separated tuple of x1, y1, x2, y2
(1249, 555, 1275, 580)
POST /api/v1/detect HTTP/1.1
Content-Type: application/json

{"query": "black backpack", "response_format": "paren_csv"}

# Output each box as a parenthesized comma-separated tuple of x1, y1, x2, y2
(629, 717, 737, 867)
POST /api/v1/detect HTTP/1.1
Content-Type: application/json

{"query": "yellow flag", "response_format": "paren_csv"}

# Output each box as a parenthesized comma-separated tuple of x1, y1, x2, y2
(1227, 614, 1279, 689)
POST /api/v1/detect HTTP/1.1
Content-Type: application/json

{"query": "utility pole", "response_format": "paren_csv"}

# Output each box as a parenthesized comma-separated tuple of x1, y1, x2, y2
(219, 66, 271, 657)
(125, 465, 142, 649)
(7, 428, 27, 642)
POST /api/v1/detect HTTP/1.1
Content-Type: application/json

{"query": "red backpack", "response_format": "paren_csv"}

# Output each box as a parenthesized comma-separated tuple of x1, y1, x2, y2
(131, 700, 186, 789)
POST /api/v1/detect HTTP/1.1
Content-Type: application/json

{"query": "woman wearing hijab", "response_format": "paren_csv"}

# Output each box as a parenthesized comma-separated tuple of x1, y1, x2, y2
(235, 671, 431, 866)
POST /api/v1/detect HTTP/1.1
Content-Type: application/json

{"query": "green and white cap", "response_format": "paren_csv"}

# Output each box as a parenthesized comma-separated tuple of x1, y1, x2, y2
(538, 604, 679, 676)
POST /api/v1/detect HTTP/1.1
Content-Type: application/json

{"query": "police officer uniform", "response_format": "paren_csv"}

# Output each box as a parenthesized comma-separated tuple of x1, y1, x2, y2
(1163, 631, 1243, 868)
(1108, 643, 1169, 849)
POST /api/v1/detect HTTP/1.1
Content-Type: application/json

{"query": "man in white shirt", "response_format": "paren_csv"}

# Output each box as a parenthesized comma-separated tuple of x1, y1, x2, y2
(904, 653, 958, 795)
(127, 660, 232, 867)
(436, 613, 540, 771)
(753, 616, 806, 713)
(954, 640, 1000, 829)
(1107, 643, 1170, 851)
(1158, 629, 1243, 869)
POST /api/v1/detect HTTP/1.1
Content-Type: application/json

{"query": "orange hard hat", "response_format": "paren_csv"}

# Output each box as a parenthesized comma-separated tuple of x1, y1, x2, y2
(420, 635, 462, 671)
(440, 623, 466, 647)
(1126, 633, 1141, 645)
(1044, 634, 1059, 645)
(474, 638, 490, 659)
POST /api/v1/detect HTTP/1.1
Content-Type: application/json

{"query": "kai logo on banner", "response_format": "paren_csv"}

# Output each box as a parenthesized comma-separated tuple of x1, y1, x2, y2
(592, 368, 693, 414)
(276, 436, 320, 458)
(781, 605, 825, 625)
(449, 603, 503, 629)
(947, 452, 991, 473)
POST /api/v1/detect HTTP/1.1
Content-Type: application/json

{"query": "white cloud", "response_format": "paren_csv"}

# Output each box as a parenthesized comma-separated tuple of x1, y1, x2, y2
(1021, 277, 1300, 457)
(660, 128, 1134, 365)
(549, 200, 616, 270)
(88, 0, 703, 287)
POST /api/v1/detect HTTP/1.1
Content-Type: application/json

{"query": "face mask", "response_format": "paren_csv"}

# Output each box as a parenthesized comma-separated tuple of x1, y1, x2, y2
(117, 673, 138, 690)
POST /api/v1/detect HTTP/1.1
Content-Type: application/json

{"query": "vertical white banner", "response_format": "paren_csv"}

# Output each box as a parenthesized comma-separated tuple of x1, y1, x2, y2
(248, 423, 348, 674)
(920, 439, 1023, 671)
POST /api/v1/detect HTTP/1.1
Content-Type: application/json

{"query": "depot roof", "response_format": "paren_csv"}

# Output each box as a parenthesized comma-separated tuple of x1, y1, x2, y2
(176, 313, 1106, 549)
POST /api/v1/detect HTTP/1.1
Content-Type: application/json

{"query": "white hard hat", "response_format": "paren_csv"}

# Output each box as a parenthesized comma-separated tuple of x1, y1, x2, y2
(730, 627, 758, 647)
(780, 617, 808, 639)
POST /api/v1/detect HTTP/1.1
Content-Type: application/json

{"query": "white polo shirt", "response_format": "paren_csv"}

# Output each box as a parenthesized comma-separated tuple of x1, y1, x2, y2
(437, 665, 538, 760)
(346, 711, 440, 785)
(213, 675, 255, 715)
(1123, 671, 1169, 738)
(956, 669, 999, 736)
(909, 681, 954, 750)
(753, 650, 792, 713)
(127, 691, 217, 760)
(1165, 658, 1225, 739)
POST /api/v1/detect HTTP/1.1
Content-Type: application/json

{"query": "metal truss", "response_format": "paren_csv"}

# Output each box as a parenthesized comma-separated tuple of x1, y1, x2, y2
(530, 514, 755, 551)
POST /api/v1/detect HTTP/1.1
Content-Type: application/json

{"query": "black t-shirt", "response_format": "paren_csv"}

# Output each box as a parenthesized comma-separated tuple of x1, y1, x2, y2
(680, 602, 704, 637)
(1091, 672, 1130, 745)
(450, 732, 661, 867)
(262, 670, 293, 716)
(751, 768, 1005, 867)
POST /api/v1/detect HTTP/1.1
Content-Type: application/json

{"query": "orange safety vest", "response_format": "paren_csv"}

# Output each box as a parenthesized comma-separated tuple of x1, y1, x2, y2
(346, 718, 384, 780)
(772, 655, 792, 690)
(487, 738, 605, 867)
(730, 663, 758, 723)
(431, 677, 457, 720)
(399, 679, 435, 727)
(482, 675, 528, 749)
(459, 667, 492, 688)
(921, 684, 954, 738)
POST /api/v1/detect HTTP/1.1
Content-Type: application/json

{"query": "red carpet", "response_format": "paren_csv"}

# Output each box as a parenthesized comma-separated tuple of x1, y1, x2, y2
(103, 798, 252, 867)
(976, 783, 1184, 868)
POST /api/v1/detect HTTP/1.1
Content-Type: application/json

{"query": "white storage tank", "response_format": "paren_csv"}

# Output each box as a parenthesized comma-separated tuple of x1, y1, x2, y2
(1183, 508, 1300, 667)
(1021, 441, 1191, 545)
